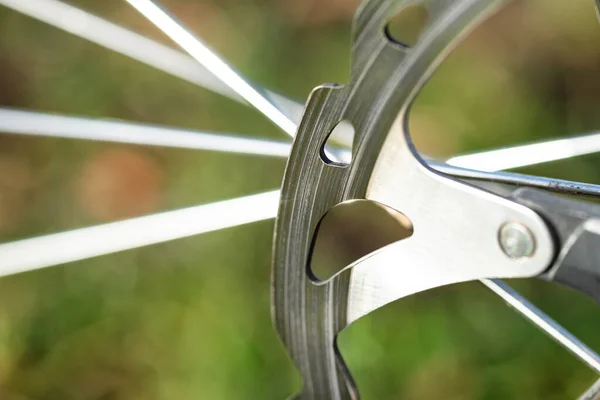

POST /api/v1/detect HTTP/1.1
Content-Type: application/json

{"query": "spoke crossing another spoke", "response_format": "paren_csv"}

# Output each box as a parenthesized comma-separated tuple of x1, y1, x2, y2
(2, 0, 600, 372)
(0, 0, 305, 127)
(0, 108, 291, 157)
(432, 161, 600, 198)
(125, 0, 298, 137)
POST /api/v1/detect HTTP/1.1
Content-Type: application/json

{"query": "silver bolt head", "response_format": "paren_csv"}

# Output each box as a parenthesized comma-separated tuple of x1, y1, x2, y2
(499, 222, 536, 259)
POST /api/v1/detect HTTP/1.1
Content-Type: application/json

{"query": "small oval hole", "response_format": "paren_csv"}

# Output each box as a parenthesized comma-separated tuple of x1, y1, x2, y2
(321, 120, 355, 166)
(309, 200, 413, 281)
(385, 5, 429, 47)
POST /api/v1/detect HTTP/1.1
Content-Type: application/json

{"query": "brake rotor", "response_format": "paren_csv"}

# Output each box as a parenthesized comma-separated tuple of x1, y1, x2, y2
(271, 0, 556, 398)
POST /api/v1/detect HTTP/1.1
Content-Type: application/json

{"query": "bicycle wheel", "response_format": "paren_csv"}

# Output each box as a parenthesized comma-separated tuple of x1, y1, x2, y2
(0, 0, 600, 399)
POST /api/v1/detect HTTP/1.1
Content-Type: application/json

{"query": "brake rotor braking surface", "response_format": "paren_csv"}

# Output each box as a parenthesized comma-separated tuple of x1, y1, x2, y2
(272, 0, 555, 398)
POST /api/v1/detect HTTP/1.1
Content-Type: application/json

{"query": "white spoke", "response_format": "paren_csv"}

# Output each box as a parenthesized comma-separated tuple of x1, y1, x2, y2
(1, 0, 595, 377)
(0, 0, 304, 126)
(481, 279, 600, 374)
(455, 134, 600, 370)
(447, 131, 600, 172)
(0, 0, 596, 357)
(125, 0, 297, 137)
(0, 190, 279, 276)
(579, 377, 600, 400)
(0, 125, 596, 374)
(448, 135, 600, 370)
(0, 108, 291, 157)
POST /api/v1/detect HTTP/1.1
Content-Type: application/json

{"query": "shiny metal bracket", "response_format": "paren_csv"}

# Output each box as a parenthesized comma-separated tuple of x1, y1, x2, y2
(271, 0, 556, 398)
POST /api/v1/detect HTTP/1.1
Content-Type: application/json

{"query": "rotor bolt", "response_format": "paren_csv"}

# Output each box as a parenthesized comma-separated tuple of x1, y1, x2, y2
(498, 222, 536, 259)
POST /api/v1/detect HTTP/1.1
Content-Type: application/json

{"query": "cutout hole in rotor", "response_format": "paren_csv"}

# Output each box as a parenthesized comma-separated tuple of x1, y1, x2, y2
(321, 120, 355, 166)
(385, 5, 429, 47)
(309, 200, 413, 281)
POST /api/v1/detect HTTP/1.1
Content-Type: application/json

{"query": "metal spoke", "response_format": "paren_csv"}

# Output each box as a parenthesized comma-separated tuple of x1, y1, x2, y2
(1, 0, 597, 387)
(0, 0, 304, 126)
(0, 190, 279, 276)
(431, 161, 600, 198)
(446, 131, 600, 172)
(0, 108, 291, 157)
(443, 135, 600, 372)
(579, 377, 600, 400)
(0, 139, 594, 376)
(481, 279, 600, 374)
(2, 0, 597, 363)
(125, 0, 298, 137)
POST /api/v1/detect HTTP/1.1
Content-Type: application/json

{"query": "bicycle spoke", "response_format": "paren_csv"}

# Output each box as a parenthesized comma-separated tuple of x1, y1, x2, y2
(0, 0, 304, 126)
(2, 1, 597, 391)
(481, 279, 600, 374)
(0, 0, 595, 362)
(431, 161, 600, 197)
(0, 108, 291, 157)
(0, 190, 279, 276)
(446, 131, 600, 172)
(441, 141, 600, 370)
(0, 157, 592, 377)
(579, 377, 600, 400)
(445, 137, 600, 373)
(125, 0, 298, 137)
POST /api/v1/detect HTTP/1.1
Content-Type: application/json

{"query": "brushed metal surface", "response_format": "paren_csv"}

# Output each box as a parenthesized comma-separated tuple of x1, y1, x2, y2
(272, 0, 555, 398)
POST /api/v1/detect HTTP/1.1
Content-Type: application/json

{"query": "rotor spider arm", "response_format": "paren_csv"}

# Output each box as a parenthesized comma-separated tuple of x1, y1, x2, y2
(512, 188, 600, 303)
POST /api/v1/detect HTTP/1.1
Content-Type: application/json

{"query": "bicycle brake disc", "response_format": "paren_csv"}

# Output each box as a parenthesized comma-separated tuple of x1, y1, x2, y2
(271, 0, 558, 398)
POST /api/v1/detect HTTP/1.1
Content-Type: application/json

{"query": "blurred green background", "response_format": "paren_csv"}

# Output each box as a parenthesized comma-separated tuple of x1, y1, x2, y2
(1, 0, 600, 398)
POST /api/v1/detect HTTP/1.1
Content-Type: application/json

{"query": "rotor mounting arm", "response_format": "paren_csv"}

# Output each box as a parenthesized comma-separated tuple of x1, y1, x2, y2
(512, 188, 600, 303)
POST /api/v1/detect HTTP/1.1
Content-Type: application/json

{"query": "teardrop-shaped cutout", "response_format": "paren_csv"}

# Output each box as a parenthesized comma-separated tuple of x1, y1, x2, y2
(321, 120, 355, 166)
(385, 5, 429, 47)
(309, 200, 413, 281)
